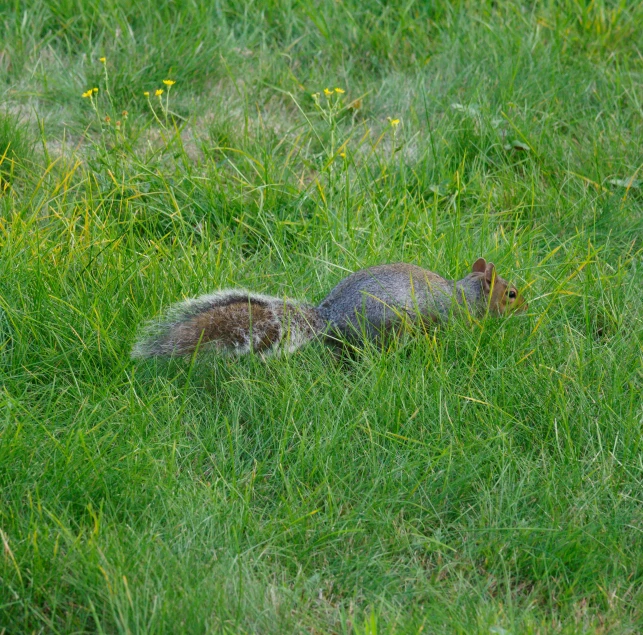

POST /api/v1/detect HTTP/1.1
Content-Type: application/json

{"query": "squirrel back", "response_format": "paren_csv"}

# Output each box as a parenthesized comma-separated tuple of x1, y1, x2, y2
(132, 258, 526, 359)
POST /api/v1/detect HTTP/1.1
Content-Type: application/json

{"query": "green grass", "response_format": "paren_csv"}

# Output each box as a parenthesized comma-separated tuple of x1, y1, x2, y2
(1, 0, 643, 632)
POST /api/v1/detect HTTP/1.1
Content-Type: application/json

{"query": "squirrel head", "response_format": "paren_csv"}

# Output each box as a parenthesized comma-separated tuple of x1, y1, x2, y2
(471, 258, 527, 314)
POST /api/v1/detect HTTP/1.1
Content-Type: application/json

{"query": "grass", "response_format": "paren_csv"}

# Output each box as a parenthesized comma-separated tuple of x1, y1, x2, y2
(1, 0, 643, 632)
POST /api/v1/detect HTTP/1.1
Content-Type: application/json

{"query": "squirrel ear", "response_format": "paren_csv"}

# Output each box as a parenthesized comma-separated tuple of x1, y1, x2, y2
(484, 262, 496, 285)
(472, 258, 486, 274)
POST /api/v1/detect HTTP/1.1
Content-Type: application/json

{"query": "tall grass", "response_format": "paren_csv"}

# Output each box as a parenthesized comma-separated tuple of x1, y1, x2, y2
(1, 0, 642, 632)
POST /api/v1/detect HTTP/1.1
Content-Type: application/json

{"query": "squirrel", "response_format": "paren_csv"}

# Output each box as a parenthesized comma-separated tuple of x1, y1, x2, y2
(131, 258, 527, 359)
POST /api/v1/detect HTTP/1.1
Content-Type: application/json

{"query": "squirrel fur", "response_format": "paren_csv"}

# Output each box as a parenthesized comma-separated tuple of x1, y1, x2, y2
(131, 258, 527, 359)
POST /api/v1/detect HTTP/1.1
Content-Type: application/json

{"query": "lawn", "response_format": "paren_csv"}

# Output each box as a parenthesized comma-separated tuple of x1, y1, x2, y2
(1, 0, 642, 632)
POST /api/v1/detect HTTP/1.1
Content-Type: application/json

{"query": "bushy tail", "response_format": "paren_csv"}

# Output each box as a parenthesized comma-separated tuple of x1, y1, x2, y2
(131, 290, 325, 359)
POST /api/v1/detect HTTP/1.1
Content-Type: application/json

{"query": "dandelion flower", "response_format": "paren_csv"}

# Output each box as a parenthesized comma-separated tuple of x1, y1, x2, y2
(93, 87, 99, 93)
(334, 87, 345, 94)
(144, 91, 150, 97)
(155, 89, 164, 96)
(339, 152, 346, 158)
(99, 57, 106, 63)
(122, 110, 128, 117)
(323, 88, 333, 96)
(388, 118, 400, 128)
(81, 89, 93, 98)
(163, 79, 175, 86)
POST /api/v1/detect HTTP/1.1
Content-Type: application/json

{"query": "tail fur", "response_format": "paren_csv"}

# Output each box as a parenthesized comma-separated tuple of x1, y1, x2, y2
(131, 290, 325, 359)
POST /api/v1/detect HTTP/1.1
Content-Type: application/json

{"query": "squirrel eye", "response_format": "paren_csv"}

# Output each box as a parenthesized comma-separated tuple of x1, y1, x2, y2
(508, 290, 517, 299)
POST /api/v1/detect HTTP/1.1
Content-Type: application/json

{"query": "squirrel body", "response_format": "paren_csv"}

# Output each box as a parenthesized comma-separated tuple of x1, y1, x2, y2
(132, 258, 526, 359)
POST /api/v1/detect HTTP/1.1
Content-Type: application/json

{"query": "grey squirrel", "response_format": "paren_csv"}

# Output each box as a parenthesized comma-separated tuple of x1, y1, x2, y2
(131, 258, 527, 359)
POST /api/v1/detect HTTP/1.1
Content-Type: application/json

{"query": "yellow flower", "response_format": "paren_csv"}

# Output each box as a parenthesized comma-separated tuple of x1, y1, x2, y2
(155, 89, 164, 96)
(93, 87, 99, 93)
(339, 152, 346, 158)
(334, 87, 345, 94)
(144, 91, 150, 97)
(323, 88, 333, 96)
(388, 117, 400, 128)
(81, 89, 93, 98)
(99, 57, 106, 63)
(162, 79, 175, 86)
